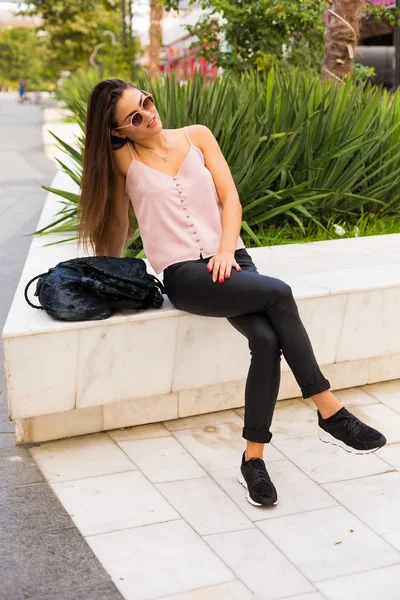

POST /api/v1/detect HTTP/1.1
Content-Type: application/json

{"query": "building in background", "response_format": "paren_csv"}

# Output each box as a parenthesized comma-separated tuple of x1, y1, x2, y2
(357, 0, 397, 88)
(137, 1, 219, 80)
(159, 32, 218, 80)
(160, 3, 223, 80)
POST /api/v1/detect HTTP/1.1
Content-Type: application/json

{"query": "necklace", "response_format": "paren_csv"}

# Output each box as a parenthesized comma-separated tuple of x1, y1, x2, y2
(133, 138, 169, 162)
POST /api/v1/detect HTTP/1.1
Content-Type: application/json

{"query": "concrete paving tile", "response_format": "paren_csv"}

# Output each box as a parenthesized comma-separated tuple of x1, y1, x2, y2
(0, 446, 44, 488)
(273, 435, 391, 484)
(0, 527, 115, 600)
(204, 528, 314, 599)
(87, 519, 234, 600)
(316, 564, 400, 600)
(270, 399, 317, 439)
(172, 422, 284, 472)
(30, 433, 137, 483)
(383, 531, 400, 551)
(156, 476, 253, 535)
(258, 506, 400, 582)
(51, 471, 180, 536)
(156, 580, 255, 600)
(117, 436, 207, 483)
(0, 482, 73, 536)
(323, 471, 400, 537)
(360, 380, 400, 412)
(378, 442, 400, 470)
(350, 403, 400, 444)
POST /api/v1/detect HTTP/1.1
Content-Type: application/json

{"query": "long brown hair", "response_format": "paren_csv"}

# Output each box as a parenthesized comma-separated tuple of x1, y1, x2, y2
(79, 78, 139, 255)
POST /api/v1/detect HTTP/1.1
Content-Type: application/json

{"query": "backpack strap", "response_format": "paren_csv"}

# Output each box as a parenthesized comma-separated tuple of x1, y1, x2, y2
(149, 274, 166, 295)
(24, 273, 47, 309)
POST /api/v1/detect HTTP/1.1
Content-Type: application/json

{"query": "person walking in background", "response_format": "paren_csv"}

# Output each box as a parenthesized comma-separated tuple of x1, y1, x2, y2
(18, 78, 26, 103)
(78, 79, 387, 509)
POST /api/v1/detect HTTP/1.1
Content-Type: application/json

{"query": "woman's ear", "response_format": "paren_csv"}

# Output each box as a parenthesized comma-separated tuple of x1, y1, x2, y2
(111, 130, 126, 139)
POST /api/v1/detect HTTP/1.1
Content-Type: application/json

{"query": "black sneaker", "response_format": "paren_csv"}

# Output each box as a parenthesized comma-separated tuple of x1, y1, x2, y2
(318, 407, 387, 454)
(238, 451, 278, 507)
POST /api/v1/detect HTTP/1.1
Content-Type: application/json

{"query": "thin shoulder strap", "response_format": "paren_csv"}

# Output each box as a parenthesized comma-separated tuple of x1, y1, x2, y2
(184, 126, 193, 146)
(127, 140, 135, 160)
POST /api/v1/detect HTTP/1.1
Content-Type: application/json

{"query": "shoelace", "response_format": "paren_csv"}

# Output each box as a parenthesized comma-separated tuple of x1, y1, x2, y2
(343, 414, 380, 442)
(252, 466, 273, 497)
(343, 414, 364, 438)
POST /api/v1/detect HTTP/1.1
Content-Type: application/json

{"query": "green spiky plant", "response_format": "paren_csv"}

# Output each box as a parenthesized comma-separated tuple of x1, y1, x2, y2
(39, 67, 400, 256)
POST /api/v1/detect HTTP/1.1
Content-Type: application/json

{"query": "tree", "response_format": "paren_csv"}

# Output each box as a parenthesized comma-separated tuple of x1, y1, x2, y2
(321, 0, 365, 82)
(163, 0, 328, 73)
(149, 0, 164, 81)
(0, 27, 54, 87)
(17, 0, 137, 75)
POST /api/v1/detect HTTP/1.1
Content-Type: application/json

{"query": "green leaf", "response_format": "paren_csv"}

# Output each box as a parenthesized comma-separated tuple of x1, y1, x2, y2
(241, 221, 263, 246)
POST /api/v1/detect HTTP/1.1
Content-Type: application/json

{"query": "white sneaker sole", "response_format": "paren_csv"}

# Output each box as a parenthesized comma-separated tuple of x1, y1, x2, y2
(318, 426, 383, 455)
(238, 471, 278, 506)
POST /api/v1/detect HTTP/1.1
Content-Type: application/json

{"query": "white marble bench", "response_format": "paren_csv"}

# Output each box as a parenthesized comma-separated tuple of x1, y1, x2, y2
(3, 169, 400, 444)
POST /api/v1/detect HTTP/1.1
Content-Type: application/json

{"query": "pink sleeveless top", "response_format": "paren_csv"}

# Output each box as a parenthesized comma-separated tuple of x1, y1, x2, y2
(125, 126, 245, 274)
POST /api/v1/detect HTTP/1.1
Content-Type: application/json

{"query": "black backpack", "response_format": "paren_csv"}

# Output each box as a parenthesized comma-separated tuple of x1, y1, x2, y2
(24, 256, 166, 321)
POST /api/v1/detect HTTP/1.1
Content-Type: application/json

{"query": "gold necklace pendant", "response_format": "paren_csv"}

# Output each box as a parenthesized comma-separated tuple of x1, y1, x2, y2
(135, 141, 168, 162)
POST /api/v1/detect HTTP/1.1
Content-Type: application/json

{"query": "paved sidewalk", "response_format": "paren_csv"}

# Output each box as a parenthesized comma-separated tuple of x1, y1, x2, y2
(30, 381, 400, 600)
(0, 93, 123, 600)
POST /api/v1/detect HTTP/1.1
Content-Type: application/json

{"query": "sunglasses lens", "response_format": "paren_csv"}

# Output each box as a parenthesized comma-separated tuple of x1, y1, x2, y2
(143, 95, 155, 110)
(131, 113, 143, 127)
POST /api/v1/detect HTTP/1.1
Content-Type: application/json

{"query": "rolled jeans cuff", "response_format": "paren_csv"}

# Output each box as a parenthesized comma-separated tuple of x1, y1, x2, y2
(301, 378, 331, 399)
(242, 427, 273, 444)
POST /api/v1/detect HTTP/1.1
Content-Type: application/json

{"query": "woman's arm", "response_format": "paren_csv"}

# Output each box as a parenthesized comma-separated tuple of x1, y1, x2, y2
(106, 167, 130, 257)
(191, 124, 242, 283)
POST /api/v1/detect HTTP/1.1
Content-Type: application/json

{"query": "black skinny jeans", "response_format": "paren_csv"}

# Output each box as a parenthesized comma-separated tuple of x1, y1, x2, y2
(163, 248, 330, 444)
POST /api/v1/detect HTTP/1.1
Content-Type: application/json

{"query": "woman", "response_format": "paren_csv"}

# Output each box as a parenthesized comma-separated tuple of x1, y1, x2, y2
(79, 79, 386, 507)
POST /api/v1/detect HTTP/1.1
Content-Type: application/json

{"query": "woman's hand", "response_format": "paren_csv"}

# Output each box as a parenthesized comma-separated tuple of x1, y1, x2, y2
(207, 251, 241, 283)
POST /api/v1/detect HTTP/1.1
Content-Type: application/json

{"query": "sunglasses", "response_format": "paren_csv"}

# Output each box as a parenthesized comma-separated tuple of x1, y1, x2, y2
(113, 93, 156, 130)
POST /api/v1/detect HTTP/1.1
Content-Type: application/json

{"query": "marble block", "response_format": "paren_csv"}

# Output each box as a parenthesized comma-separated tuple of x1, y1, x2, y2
(4, 330, 78, 419)
(337, 287, 400, 362)
(14, 405, 103, 445)
(76, 317, 179, 409)
(103, 393, 178, 431)
(172, 315, 250, 390)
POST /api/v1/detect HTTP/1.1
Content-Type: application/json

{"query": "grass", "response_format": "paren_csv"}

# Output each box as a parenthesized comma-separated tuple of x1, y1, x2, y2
(242, 213, 400, 248)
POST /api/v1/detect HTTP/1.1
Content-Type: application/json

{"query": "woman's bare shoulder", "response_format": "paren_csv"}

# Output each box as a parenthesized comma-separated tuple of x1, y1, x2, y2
(186, 124, 215, 151)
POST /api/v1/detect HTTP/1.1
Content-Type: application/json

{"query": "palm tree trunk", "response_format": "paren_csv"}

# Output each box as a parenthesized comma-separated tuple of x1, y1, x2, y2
(322, 0, 366, 82)
(149, 0, 164, 83)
